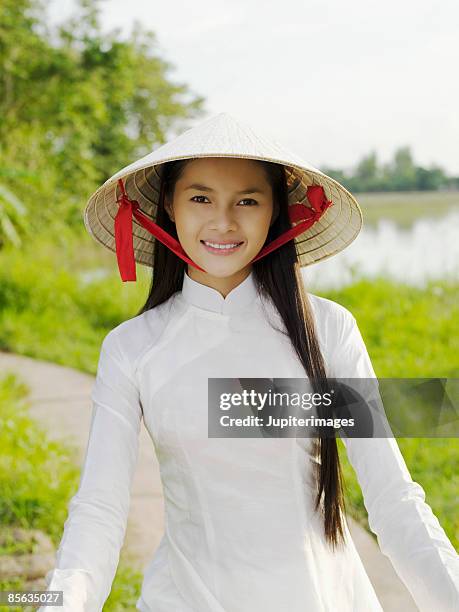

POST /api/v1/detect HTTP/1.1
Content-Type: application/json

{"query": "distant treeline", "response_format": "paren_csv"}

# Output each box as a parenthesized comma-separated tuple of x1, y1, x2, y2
(322, 147, 458, 193)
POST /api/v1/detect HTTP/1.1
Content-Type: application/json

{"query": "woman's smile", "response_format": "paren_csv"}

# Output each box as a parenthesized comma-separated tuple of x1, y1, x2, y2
(200, 239, 245, 255)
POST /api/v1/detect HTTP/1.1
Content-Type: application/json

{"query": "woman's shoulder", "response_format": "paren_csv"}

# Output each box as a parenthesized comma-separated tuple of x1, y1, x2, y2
(305, 293, 368, 377)
(305, 291, 361, 354)
(306, 292, 356, 331)
(101, 295, 179, 371)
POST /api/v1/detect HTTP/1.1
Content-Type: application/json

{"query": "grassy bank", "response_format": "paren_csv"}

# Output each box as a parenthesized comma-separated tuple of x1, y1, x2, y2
(0, 373, 143, 610)
(326, 277, 458, 546)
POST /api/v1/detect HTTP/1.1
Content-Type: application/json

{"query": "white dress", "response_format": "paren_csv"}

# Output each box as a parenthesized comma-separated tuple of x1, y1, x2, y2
(39, 270, 459, 611)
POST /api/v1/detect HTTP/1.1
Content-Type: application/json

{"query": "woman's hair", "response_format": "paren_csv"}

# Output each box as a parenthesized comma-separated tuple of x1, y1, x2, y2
(136, 159, 347, 550)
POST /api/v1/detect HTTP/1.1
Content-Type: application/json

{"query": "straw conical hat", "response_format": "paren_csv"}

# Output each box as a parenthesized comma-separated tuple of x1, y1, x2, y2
(83, 112, 362, 277)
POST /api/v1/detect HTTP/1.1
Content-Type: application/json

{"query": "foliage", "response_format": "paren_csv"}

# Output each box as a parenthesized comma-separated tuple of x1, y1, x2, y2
(0, 372, 79, 545)
(324, 275, 459, 378)
(0, 371, 143, 607)
(0, 0, 205, 246)
(0, 232, 148, 372)
(0, 183, 28, 248)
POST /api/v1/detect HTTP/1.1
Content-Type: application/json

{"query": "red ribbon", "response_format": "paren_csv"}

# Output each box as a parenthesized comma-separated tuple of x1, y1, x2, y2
(114, 179, 206, 281)
(113, 179, 332, 281)
(251, 185, 333, 263)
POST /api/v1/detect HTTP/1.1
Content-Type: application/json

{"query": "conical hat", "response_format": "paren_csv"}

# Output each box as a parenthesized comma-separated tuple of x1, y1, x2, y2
(83, 112, 362, 272)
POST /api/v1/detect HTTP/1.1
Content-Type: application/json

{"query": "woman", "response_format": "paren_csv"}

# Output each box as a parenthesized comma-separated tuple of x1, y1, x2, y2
(40, 113, 459, 611)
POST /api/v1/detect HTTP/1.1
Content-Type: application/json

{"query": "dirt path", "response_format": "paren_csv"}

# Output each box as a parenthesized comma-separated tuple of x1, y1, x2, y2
(0, 350, 418, 610)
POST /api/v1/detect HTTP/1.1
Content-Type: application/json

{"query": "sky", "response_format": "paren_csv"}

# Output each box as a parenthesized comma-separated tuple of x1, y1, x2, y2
(46, 0, 459, 174)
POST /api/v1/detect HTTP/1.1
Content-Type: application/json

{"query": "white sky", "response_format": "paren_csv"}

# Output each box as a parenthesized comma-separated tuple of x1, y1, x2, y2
(47, 0, 459, 174)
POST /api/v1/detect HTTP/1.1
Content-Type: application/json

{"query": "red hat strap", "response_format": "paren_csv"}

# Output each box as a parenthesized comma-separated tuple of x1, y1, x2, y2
(113, 179, 332, 281)
(250, 185, 333, 263)
(114, 179, 205, 281)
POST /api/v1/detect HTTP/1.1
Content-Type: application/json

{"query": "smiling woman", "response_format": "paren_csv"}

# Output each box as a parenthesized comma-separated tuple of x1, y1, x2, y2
(41, 113, 459, 612)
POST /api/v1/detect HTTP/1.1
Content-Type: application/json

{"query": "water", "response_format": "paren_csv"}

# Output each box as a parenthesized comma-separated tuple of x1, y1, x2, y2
(303, 208, 459, 291)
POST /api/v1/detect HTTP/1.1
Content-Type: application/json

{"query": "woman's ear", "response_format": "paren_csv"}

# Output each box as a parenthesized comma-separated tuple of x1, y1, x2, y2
(270, 201, 280, 227)
(164, 197, 175, 223)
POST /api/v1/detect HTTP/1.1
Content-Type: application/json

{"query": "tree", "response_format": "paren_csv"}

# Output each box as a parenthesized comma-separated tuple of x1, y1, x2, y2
(386, 146, 417, 191)
(355, 151, 380, 191)
(415, 165, 447, 190)
(0, 0, 206, 242)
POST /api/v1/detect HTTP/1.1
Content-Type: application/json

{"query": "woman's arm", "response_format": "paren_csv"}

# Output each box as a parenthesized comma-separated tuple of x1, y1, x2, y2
(330, 308, 459, 612)
(38, 327, 142, 612)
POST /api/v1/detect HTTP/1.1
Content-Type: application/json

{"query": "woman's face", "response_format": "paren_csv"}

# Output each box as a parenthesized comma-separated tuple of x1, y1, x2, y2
(164, 157, 277, 283)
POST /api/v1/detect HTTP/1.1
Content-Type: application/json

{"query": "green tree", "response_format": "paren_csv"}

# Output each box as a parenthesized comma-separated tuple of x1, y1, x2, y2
(415, 165, 447, 190)
(384, 146, 417, 191)
(354, 151, 381, 191)
(0, 0, 205, 241)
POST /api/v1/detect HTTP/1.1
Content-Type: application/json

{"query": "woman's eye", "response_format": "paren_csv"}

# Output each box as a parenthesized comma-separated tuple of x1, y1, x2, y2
(190, 195, 258, 206)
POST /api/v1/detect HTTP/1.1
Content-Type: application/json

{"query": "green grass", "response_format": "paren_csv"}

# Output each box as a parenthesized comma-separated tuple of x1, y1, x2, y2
(0, 373, 143, 610)
(326, 277, 459, 548)
(323, 275, 459, 377)
(0, 231, 150, 374)
(0, 373, 79, 544)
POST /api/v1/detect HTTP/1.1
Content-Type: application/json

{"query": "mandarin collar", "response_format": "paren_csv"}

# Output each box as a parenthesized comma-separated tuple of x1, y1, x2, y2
(180, 270, 259, 315)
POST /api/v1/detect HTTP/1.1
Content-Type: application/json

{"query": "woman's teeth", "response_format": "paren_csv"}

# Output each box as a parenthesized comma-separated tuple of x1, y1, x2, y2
(202, 241, 242, 250)
(201, 240, 244, 254)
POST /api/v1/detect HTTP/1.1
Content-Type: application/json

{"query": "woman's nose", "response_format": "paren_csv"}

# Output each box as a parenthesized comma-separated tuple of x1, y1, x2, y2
(209, 208, 238, 231)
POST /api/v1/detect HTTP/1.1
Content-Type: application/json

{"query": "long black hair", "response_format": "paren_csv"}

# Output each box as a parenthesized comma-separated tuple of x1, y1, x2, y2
(136, 158, 348, 550)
